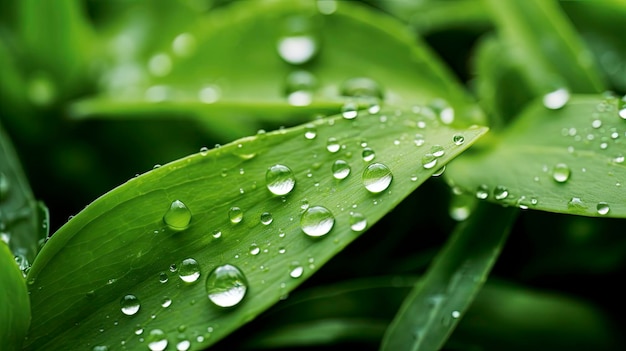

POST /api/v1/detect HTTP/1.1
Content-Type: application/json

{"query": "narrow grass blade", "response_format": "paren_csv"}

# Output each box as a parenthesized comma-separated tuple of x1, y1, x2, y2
(24, 108, 487, 350)
(0, 242, 31, 350)
(446, 94, 626, 218)
(483, 0, 605, 95)
(380, 203, 517, 351)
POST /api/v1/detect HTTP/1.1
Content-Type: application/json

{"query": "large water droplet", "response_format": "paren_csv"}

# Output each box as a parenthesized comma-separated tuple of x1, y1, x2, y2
(596, 202, 610, 215)
(339, 77, 384, 100)
(228, 207, 244, 224)
(163, 200, 191, 231)
(266, 164, 296, 196)
(362, 163, 393, 193)
(543, 88, 570, 110)
(178, 258, 201, 283)
(285, 70, 317, 106)
(331, 160, 351, 180)
(147, 329, 168, 351)
(120, 294, 140, 316)
(300, 206, 335, 237)
(552, 163, 571, 183)
(206, 264, 248, 308)
(349, 212, 367, 232)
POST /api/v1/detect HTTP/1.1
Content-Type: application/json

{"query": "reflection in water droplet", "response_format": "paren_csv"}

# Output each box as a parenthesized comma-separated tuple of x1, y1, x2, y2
(120, 294, 140, 316)
(431, 145, 445, 157)
(300, 206, 335, 237)
(304, 124, 317, 140)
(362, 163, 393, 193)
(289, 262, 304, 278)
(206, 264, 248, 307)
(453, 134, 465, 145)
(332, 160, 351, 180)
(228, 207, 244, 224)
(493, 186, 509, 200)
(249, 243, 260, 256)
(475, 184, 489, 199)
(161, 297, 172, 308)
(349, 212, 367, 232)
(178, 258, 201, 283)
(597, 202, 610, 215)
(260, 212, 273, 225)
(159, 272, 168, 283)
(266, 164, 296, 196)
(543, 88, 570, 110)
(552, 163, 571, 183)
(326, 137, 340, 153)
(362, 147, 376, 162)
(422, 154, 437, 169)
(341, 101, 358, 119)
(212, 230, 222, 239)
(176, 340, 191, 351)
(147, 329, 168, 351)
(163, 200, 192, 231)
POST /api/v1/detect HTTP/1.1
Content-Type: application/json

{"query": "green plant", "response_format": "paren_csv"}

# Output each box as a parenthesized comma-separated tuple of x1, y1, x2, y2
(1, 0, 625, 350)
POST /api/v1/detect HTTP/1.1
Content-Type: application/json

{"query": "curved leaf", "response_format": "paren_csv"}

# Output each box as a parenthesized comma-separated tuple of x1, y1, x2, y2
(25, 108, 487, 350)
(0, 242, 31, 350)
(446, 94, 626, 217)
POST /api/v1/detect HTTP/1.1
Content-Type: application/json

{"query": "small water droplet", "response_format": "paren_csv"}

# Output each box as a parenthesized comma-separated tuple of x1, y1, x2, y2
(249, 243, 260, 256)
(552, 163, 571, 183)
(228, 207, 244, 224)
(568, 197, 586, 209)
(431, 165, 446, 177)
(178, 258, 201, 283)
(453, 134, 465, 145)
(147, 329, 168, 351)
(326, 137, 340, 153)
(206, 264, 248, 307)
(92, 345, 108, 351)
(493, 186, 509, 200)
(260, 212, 273, 225)
(422, 154, 437, 169)
(285, 70, 317, 106)
(362, 147, 376, 162)
(591, 119, 602, 129)
(212, 230, 222, 239)
(451, 310, 461, 319)
(430, 145, 445, 157)
(340, 77, 384, 100)
(304, 124, 317, 140)
(414, 134, 425, 147)
(300, 206, 335, 237)
(362, 163, 393, 193)
(159, 272, 168, 283)
(543, 88, 570, 110)
(596, 202, 610, 215)
(266, 164, 296, 196)
(332, 160, 351, 180)
(475, 184, 489, 199)
(199, 146, 209, 156)
(161, 297, 172, 308)
(120, 294, 140, 316)
(277, 35, 318, 65)
(341, 101, 358, 119)
(618, 97, 626, 119)
(176, 340, 191, 351)
(163, 200, 192, 231)
(349, 212, 367, 232)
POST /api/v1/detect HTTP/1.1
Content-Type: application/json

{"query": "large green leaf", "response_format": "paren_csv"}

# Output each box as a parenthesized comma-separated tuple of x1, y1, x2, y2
(0, 242, 31, 351)
(25, 108, 487, 350)
(380, 203, 517, 351)
(446, 94, 626, 217)
(72, 0, 484, 139)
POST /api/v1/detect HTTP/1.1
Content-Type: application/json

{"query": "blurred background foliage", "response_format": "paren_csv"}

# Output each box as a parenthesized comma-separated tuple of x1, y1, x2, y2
(1, 0, 626, 350)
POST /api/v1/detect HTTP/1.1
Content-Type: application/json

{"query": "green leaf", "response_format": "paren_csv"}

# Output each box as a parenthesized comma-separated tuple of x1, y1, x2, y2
(0, 122, 48, 270)
(380, 202, 516, 351)
(0, 242, 31, 351)
(25, 108, 487, 350)
(446, 94, 626, 217)
(482, 0, 605, 95)
(72, 0, 484, 138)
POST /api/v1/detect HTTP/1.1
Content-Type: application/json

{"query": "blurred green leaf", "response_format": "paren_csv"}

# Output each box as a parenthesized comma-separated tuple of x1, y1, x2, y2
(73, 0, 484, 139)
(380, 202, 516, 351)
(25, 108, 486, 350)
(446, 94, 626, 217)
(482, 0, 605, 95)
(0, 242, 31, 351)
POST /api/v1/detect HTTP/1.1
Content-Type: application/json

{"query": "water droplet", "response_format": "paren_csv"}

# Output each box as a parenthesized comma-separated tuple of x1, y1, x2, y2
(568, 197, 586, 209)
(304, 124, 317, 140)
(198, 85, 220, 104)
(362, 163, 393, 193)
(332, 160, 351, 180)
(591, 119, 602, 129)
(422, 154, 437, 169)
(147, 329, 168, 351)
(260, 212, 273, 225)
(340, 77, 384, 100)
(161, 297, 172, 308)
(199, 146, 209, 156)
(277, 36, 318, 65)
(618, 97, 626, 119)
(176, 340, 191, 351)
(163, 200, 192, 231)
(596, 202, 610, 215)
(159, 272, 168, 283)
(178, 258, 201, 283)
(431, 165, 446, 177)
(362, 147, 376, 162)
(430, 145, 445, 157)
(552, 163, 571, 183)
(285, 70, 317, 106)
(349, 212, 367, 232)
(414, 134, 425, 147)
(120, 294, 140, 316)
(326, 137, 340, 153)
(249, 243, 260, 256)
(453, 134, 465, 145)
(135, 325, 144, 335)
(289, 262, 304, 278)
(92, 345, 108, 351)
(475, 184, 489, 199)
(27, 72, 57, 106)
(228, 207, 244, 224)
(172, 32, 196, 57)
(543, 88, 570, 110)
(266, 164, 296, 196)
(317, 0, 337, 14)
(300, 205, 335, 237)
(148, 53, 172, 77)
(341, 101, 358, 119)
(493, 186, 509, 200)
(206, 264, 248, 307)
(451, 310, 461, 319)
(0, 172, 9, 200)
